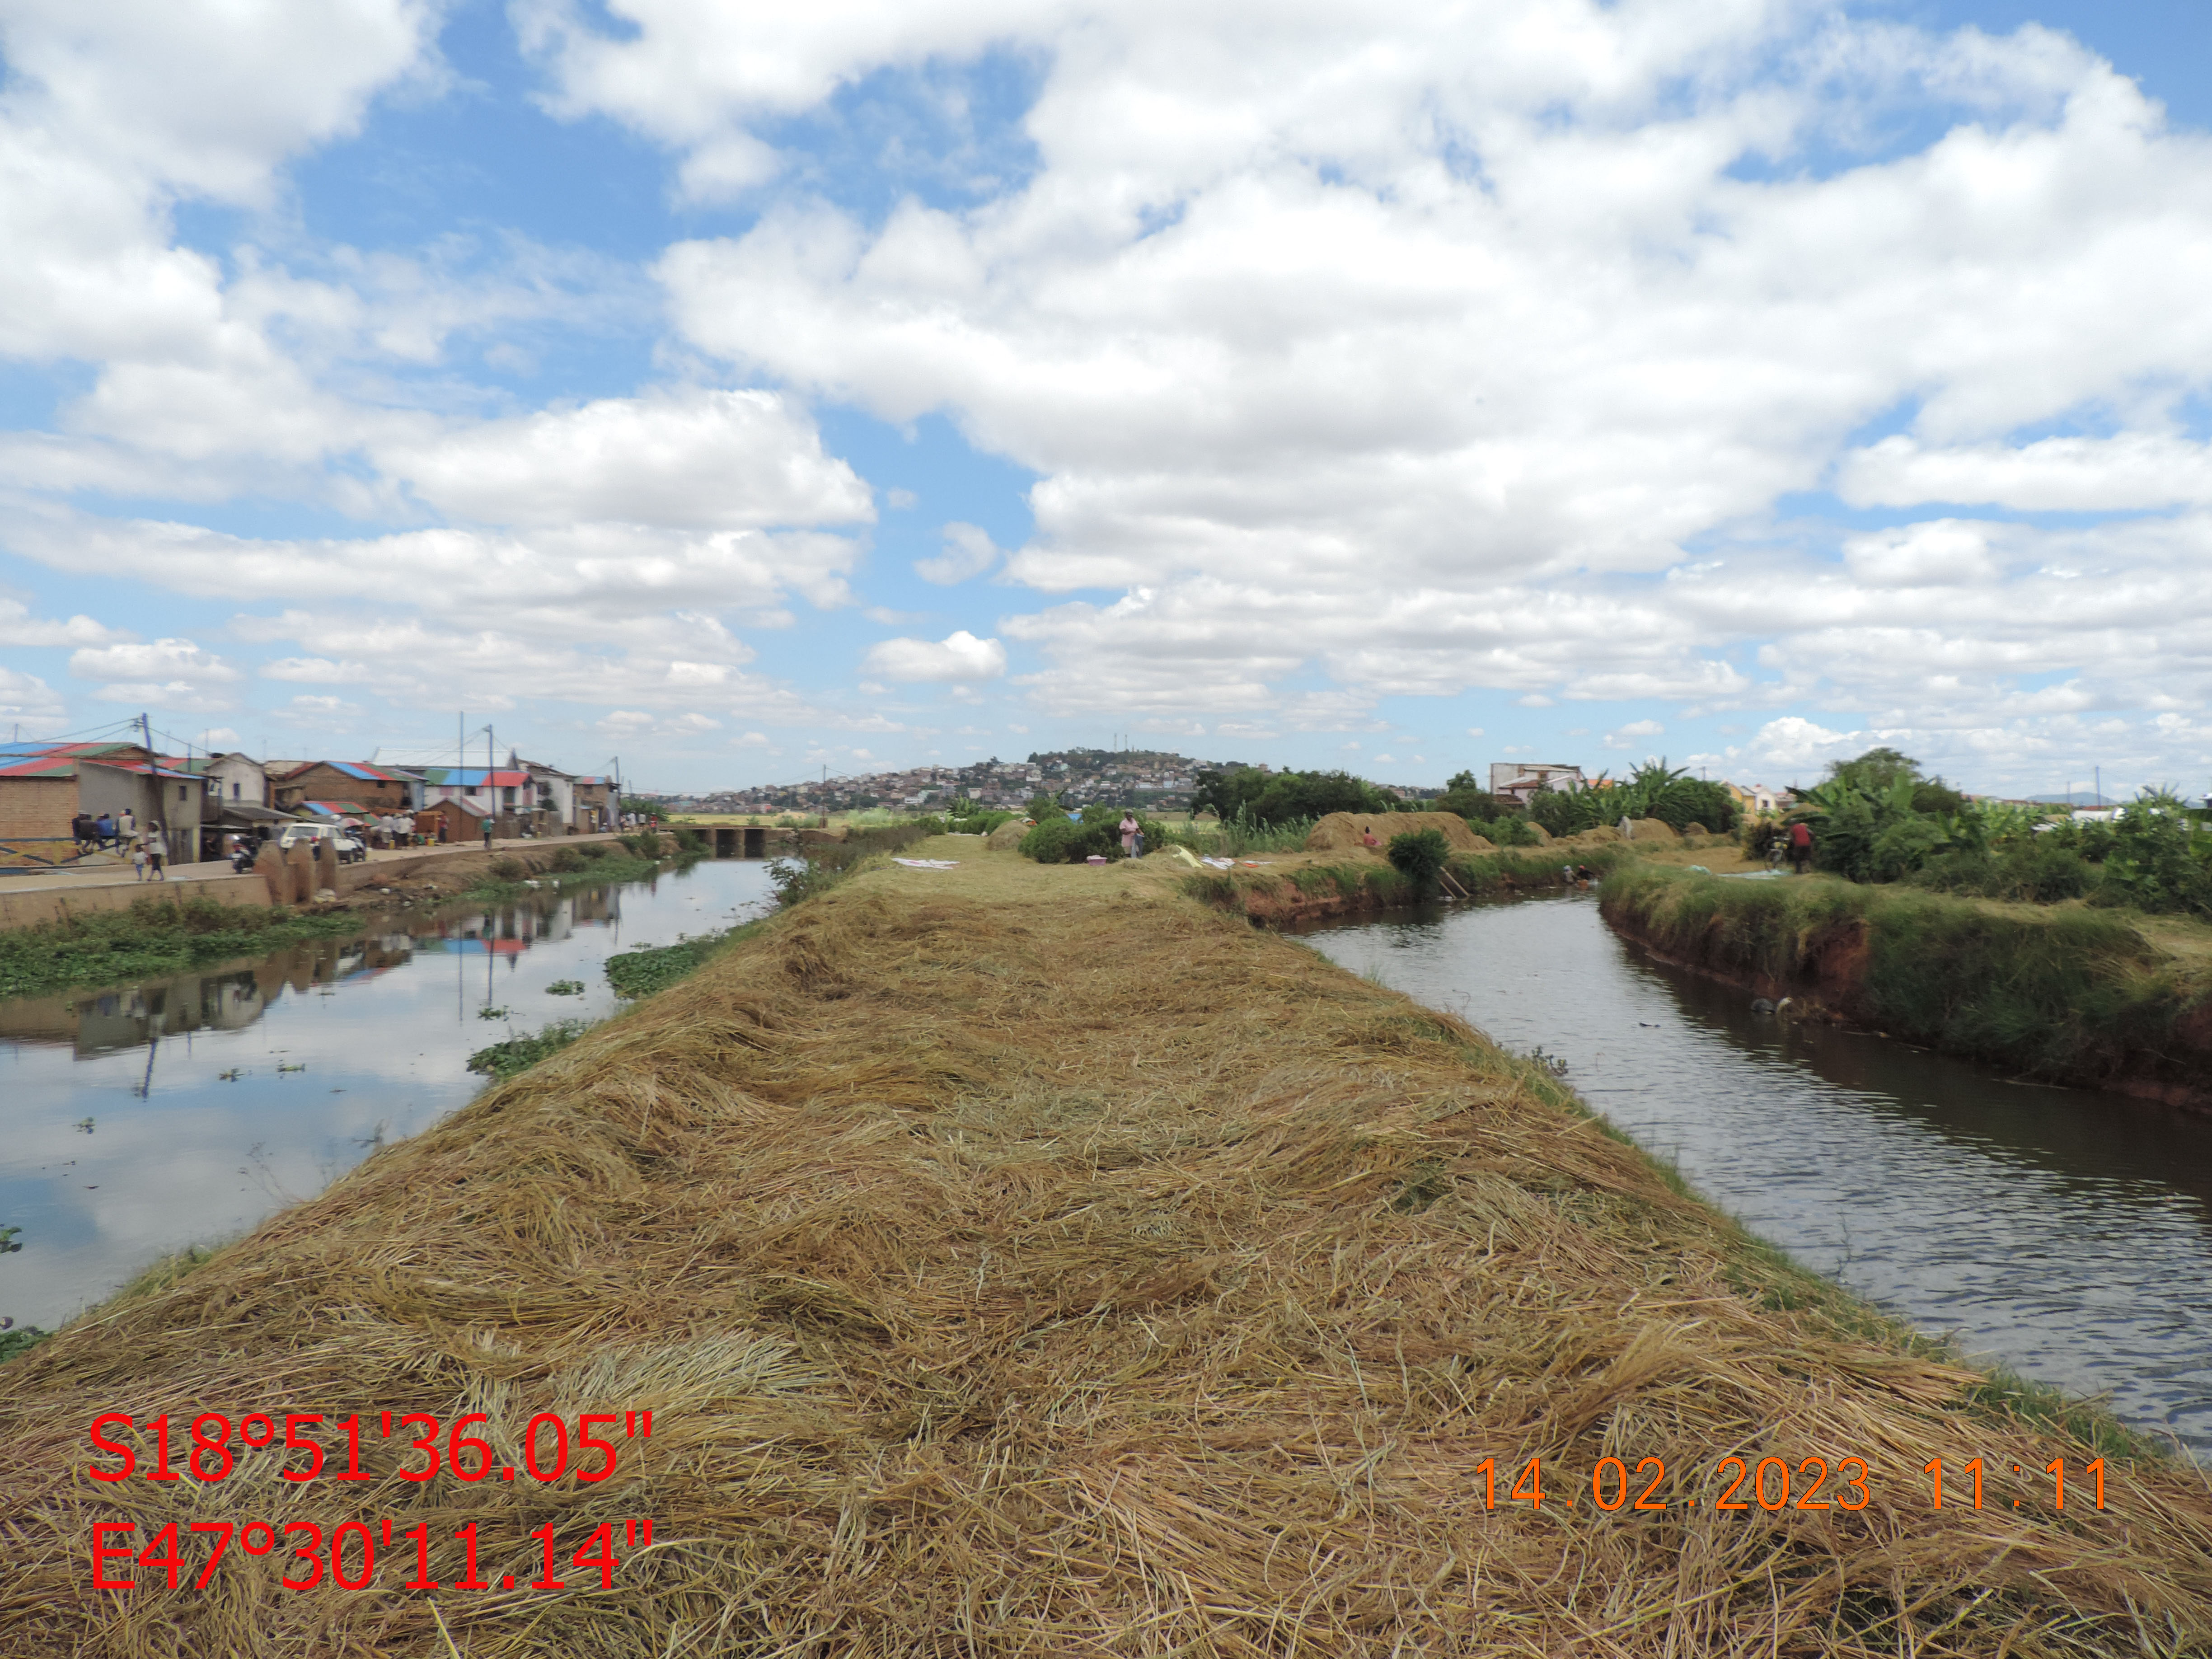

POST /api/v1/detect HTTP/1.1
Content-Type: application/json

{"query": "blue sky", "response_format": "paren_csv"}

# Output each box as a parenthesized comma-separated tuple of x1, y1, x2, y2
(2, 0, 2210, 798)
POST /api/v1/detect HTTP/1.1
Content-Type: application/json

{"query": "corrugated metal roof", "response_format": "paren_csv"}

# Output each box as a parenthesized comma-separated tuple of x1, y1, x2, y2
(414, 768, 530, 787)
(300, 800, 371, 818)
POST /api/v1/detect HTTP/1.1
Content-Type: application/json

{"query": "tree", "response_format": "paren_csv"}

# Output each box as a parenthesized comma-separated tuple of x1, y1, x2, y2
(1435, 770, 1510, 823)
(1192, 766, 1392, 826)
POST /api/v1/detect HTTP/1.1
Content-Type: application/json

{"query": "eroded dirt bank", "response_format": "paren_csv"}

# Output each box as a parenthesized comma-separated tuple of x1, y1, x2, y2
(7, 853, 2209, 1655)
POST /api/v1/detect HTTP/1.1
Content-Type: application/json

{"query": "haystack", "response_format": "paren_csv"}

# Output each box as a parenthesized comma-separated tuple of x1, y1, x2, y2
(6, 860, 2205, 1656)
(1625, 816, 1680, 844)
(1568, 824, 1623, 844)
(1305, 809, 1487, 853)
(985, 817, 1030, 851)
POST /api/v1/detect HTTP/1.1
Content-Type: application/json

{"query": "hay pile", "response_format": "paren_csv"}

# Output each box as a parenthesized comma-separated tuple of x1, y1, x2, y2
(7, 870, 2210, 1657)
(1305, 810, 1489, 853)
(985, 817, 1030, 851)
(1625, 817, 1680, 844)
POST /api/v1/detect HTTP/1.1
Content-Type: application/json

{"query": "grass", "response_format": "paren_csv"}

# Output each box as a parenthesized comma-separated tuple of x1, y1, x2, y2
(5, 837, 2207, 1655)
(1601, 862, 2211, 1090)
(0, 895, 363, 1000)
(450, 848, 675, 907)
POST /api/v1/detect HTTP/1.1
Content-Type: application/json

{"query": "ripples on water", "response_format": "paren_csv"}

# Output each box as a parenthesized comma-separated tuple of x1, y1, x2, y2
(1299, 892, 2212, 1456)
(0, 859, 775, 1331)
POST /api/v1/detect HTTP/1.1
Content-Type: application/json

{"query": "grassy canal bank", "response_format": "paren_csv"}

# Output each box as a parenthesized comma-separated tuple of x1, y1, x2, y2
(0, 841, 689, 1002)
(6, 843, 2208, 1655)
(1601, 862, 2212, 1110)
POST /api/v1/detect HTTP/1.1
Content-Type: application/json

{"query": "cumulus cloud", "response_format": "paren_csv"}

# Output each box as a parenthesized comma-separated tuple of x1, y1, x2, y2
(914, 521, 999, 585)
(861, 629, 1007, 682)
(378, 389, 875, 529)
(1603, 718, 1665, 750)
(0, 665, 69, 729)
(561, 0, 2212, 762)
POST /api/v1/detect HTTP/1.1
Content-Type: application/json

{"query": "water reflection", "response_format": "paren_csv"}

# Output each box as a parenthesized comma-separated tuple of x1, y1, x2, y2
(1299, 893, 2212, 1455)
(0, 860, 775, 1331)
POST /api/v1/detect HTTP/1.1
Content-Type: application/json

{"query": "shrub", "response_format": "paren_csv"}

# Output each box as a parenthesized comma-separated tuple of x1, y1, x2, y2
(548, 846, 586, 873)
(1019, 811, 1172, 863)
(488, 856, 526, 881)
(1386, 828, 1450, 890)
(575, 841, 611, 861)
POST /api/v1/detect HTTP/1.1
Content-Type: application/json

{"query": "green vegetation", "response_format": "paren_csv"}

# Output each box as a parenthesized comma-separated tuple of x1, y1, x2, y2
(466, 1018, 591, 1080)
(1601, 862, 2201, 1088)
(769, 821, 946, 905)
(1771, 746, 2212, 918)
(943, 800, 1019, 835)
(1019, 804, 1174, 863)
(605, 917, 765, 999)
(455, 847, 673, 905)
(1191, 765, 1397, 825)
(1385, 827, 1451, 891)
(1529, 759, 1740, 837)
(545, 979, 585, 996)
(0, 1324, 53, 1364)
(0, 896, 363, 1001)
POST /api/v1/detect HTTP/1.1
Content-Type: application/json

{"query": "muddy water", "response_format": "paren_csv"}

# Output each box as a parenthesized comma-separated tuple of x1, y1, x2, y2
(1299, 891, 2212, 1455)
(0, 859, 776, 1332)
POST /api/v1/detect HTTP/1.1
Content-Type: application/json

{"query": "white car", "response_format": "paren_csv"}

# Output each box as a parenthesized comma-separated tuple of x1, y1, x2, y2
(278, 823, 368, 864)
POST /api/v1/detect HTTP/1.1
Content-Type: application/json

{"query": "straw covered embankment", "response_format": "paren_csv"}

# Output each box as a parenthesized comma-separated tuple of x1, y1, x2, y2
(1603, 862, 2212, 1110)
(8, 860, 2212, 1655)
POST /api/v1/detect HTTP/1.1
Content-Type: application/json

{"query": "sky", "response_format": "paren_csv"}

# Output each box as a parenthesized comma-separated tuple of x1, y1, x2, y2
(1, 0, 2210, 798)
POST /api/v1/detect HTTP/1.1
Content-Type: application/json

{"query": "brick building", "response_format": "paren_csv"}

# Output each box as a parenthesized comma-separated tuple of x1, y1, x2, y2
(268, 761, 414, 814)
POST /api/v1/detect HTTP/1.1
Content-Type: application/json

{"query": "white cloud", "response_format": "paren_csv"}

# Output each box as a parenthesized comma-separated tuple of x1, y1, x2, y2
(0, 666, 69, 729)
(861, 629, 1007, 682)
(378, 389, 875, 530)
(0, 599, 123, 647)
(70, 637, 240, 684)
(914, 520, 999, 585)
(580, 0, 2212, 754)
(1603, 717, 1666, 750)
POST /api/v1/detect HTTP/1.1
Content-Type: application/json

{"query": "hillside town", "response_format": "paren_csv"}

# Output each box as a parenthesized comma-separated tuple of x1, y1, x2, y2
(636, 750, 1806, 822)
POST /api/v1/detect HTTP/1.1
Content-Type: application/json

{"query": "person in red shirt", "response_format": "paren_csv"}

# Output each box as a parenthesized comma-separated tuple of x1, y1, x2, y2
(1788, 819, 1814, 874)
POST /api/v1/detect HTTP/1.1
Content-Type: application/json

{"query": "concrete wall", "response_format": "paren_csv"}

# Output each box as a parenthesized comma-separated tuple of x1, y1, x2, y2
(0, 870, 270, 931)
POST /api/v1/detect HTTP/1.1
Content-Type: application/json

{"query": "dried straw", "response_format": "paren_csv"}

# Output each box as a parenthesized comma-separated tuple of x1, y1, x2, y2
(5, 868, 2209, 1656)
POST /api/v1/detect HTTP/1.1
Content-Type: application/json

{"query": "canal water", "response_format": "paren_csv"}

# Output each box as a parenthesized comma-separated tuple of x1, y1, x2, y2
(1298, 892, 2212, 1456)
(0, 858, 776, 1334)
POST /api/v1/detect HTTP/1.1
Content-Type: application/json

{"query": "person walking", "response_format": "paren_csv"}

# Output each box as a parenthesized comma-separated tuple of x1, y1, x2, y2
(94, 811, 116, 851)
(144, 820, 167, 881)
(130, 834, 148, 881)
(71, 812, 93, 855)
(117, 806, 136, 846)
(1787, 819, 1814, 875)
(1119, 811, 1139, 858)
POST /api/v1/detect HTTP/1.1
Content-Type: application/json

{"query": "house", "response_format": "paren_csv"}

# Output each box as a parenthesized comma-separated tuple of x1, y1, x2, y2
(268, 761, 413, 814)
(514, 757, 576, 828)
(1726, 781, 1784, 815)
(415, 797, 488, 844)
(183, 751, 271, 810)
(412, 767, 534, 829)
(571, 775, 613, 833)
(0, 741, 203, 862)
(1488, 763, 1586, 806)
(160, 751, 290, 857)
